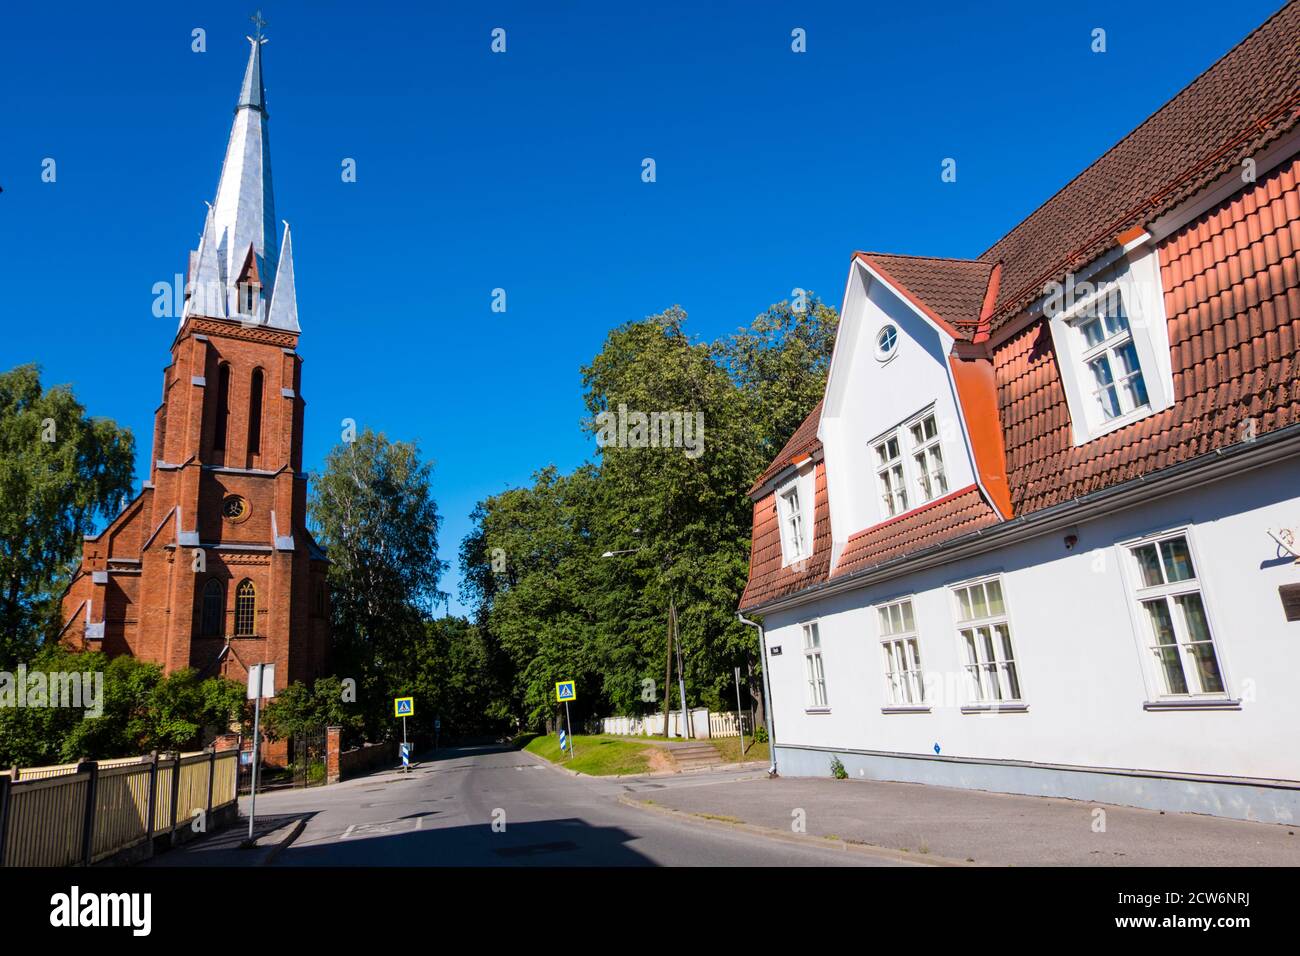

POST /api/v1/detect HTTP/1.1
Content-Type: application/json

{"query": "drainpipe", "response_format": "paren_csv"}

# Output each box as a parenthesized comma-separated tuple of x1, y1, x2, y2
(736, 612, 777, 777)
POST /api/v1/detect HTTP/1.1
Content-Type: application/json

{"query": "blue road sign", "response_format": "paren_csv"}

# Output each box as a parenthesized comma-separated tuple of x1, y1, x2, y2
(401, 742, 412, 768)
(558, 729, 568, 751)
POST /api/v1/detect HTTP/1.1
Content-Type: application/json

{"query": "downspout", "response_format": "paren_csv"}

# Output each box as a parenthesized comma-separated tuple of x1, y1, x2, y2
(737, 612, 777, 777)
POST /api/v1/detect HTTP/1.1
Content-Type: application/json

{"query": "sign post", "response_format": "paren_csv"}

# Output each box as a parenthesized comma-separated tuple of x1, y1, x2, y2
(245, 663, 275, 844)
(394, 697, 414, 772)
(555, 681, 577, 759)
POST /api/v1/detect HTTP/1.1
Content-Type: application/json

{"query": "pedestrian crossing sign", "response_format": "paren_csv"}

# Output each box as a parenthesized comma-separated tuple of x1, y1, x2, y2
(394, 696, 414, 717)
(555, 681, 576, 702)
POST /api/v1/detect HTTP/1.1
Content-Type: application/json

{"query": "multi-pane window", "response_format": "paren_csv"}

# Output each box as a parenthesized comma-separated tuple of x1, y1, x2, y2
(873, 410, 947, 518)
(908, 414, 947, 503)
(1074, 294, 1149, 422)
(779, 482, 807, 560)
(1129, 534, 1225, 697)
(878, 599, 924, 706)
(234, 579, 257, 636)
(873, 434, 907, 517)
(802, 622, 827, 708)
(953, 577, 1021, 704)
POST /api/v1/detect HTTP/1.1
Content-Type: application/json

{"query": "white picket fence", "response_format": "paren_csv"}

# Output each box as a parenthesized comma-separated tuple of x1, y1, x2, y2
(597, 710, 750, 740)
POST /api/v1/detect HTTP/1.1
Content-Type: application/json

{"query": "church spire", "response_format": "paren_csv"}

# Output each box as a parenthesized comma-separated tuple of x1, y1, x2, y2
(186, 12, 298, 331)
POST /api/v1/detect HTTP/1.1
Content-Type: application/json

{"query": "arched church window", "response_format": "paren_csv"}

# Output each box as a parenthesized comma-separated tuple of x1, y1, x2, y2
(201, 579, 224, 636)
(234, 579, 257, 636)
(214, 363, 231, 456)
(248, 368, 264, 456)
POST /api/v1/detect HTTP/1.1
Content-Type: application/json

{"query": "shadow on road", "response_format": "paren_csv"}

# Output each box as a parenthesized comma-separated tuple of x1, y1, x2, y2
(276, 816, 655, 867)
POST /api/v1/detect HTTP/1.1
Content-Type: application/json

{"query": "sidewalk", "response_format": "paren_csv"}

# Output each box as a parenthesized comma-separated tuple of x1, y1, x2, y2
(621, 774, 1300, 866)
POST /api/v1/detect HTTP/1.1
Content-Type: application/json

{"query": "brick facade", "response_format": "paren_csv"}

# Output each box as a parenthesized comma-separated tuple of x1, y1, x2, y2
(58, 313, 330, 694)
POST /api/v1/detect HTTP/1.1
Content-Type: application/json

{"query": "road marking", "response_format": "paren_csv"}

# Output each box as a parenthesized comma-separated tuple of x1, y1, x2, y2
(342, 825, 356, 840)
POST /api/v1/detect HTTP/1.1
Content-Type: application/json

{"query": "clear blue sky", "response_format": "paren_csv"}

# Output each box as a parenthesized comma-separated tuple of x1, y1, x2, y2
(1, 1, 1282, 614)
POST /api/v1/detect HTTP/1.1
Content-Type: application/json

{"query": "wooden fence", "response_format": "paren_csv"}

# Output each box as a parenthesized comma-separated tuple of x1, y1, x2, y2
(596, 709, 750, 739)
(0, 749, 239, 867)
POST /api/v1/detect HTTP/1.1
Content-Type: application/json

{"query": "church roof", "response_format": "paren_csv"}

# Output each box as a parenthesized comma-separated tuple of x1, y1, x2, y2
(182, 32, 299, 333)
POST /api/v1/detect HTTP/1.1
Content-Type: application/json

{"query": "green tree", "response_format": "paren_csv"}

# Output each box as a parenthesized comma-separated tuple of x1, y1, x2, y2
(263, 676, 364, 745)
(0, 646, 245, 767)
(0, 364, 135, 663)
(309, 428, 446, 738)
(461, 294, 837, 731)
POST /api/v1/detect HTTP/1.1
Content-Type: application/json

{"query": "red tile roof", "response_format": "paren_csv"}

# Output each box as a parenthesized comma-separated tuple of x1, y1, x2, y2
(831, 485, 1002, 579)
(739, 7, 1300, 612)
(748, 400, 823, 494)
(980, 2, 1300, 331)
(997, 155, 1300, 515)
(739, 461, 831, 610)
(856, 253, 995, 337)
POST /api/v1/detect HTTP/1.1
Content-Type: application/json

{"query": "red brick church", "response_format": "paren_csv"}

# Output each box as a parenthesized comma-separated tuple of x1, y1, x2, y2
(60, 32, 330, 694)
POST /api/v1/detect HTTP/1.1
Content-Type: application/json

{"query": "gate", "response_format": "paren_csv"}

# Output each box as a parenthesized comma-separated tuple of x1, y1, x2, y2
(289, 727, 328, 788)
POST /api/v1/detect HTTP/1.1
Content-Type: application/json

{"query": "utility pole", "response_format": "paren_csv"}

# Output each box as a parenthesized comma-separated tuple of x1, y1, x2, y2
(663, 601, 675, 737)
(675, 604, 689, 739)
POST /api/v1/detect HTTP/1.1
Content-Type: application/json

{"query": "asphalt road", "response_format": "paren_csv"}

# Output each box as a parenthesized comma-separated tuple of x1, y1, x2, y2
(190, 744, 911, 867)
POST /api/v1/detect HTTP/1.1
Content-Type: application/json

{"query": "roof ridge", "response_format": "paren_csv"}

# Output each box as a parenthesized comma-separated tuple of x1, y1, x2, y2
(859, 251, 987, 265)
(976, 1, 1295, 262)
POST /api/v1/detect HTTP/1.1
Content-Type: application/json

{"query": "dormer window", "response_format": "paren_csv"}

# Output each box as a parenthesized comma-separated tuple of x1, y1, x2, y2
(874, 434, 908, 517)
(1046, 242, 1173, 444)
(908, 413, 947, 501)
(1075, 296, 1149, 422)
(872, 408, 947, 519)
(776, 466, 814, 564)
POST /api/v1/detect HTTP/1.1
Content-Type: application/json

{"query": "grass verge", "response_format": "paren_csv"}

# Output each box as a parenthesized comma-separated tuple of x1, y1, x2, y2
(523, 733, 656, 776)
(708, 737, 770, 764)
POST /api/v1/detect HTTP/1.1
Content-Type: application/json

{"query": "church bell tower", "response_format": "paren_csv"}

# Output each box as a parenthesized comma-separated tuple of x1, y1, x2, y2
(61, 20, 330, 694)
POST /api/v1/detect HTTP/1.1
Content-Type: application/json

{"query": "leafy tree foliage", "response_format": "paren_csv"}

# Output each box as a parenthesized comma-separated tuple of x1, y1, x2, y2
(0, 365, 135, 663)
(263, 676, 365, 745)
(278, 428, 516, 743)
(462, 295, 838, 729)
(0, 646, 244, 768)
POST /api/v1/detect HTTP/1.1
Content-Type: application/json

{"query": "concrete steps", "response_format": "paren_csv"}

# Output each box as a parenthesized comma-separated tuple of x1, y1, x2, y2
(669, 743, 724, 771)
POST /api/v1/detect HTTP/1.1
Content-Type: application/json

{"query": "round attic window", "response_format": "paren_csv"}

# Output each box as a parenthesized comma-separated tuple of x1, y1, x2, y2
(875, 324, 899, 362)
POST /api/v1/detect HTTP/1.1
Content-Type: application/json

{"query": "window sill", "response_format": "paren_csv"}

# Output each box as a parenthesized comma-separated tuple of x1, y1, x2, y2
(1143, 698, 1241, 712)
(881, 705, 930, 714)
(960, 702, 1028, 714)
(805, 707, 832, 715)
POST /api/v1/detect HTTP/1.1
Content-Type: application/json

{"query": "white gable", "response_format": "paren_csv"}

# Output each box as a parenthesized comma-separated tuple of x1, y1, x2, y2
(819, 260, 978, 561)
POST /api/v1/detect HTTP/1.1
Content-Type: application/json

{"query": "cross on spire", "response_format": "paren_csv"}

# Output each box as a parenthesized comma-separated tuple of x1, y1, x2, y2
(249, 9, 268, 42)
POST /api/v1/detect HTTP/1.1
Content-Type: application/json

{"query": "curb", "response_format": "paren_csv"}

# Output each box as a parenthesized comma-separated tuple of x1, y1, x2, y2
(257, 816, 307, 866)
(617, 794, 977, 867)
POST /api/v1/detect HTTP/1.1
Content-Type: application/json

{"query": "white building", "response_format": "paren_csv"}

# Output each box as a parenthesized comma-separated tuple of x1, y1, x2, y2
(739, 6, 1300, 823)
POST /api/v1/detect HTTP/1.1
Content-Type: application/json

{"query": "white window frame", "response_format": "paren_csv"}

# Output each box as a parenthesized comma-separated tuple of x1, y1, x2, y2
(775, 464, 815, 566)
(874, 322, 900, 363)
(871, 406, 948, 520)
(802, 621, 828, 710)
(1117, 527, 1234, 706)
(877, 597, 926, 710)
(1046, 242, 1174, 445)
(950, 574, 1025, 711)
